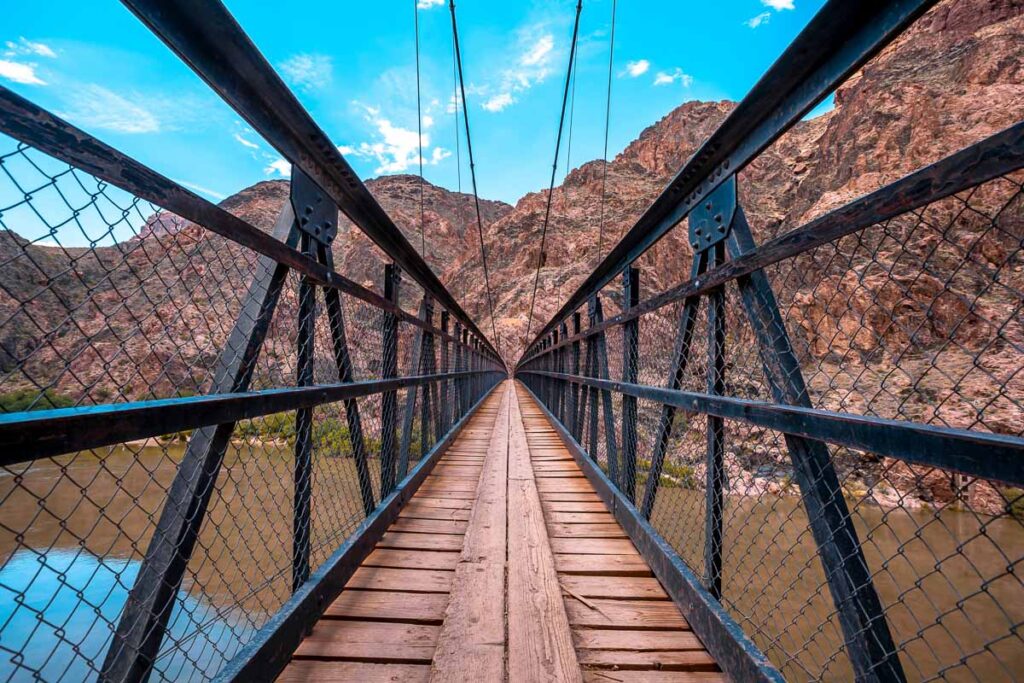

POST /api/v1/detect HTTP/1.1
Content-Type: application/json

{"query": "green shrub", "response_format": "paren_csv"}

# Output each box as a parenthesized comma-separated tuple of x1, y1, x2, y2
(0, 388, 74, 412)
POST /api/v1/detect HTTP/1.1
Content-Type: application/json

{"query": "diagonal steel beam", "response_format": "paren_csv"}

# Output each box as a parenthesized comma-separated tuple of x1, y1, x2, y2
(101, 203, 298, 683)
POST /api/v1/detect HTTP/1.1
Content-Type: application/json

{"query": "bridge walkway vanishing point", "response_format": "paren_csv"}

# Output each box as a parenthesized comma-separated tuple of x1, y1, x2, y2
(280, 380, 722, 683)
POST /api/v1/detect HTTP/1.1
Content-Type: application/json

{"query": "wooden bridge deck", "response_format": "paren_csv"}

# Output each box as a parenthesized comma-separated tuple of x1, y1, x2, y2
(279, 380, 724, 682)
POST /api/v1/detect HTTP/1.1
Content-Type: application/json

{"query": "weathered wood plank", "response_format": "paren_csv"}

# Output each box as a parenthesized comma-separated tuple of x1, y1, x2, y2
(390, 518, 468, 535)
(577, 649, 719, 671)
(560, 575, 668, 600)
(431, 382, 510, 683)
(564, 598, 688, 630)
(377, 533, 465, 551)
(574, 629, 702, 651)
(548, 523, 628, 538)
(363, 549, 460, 571)
(279, 661, 431, 683)
(323, 590, 448, 623)
(550, 538, 639, 555)
(507, 388, 582, 683)
(582, 670, 725, 683)
(554, 554, 653, 577)
(293, 621, 438, 662)
(347, 566, 454, 593)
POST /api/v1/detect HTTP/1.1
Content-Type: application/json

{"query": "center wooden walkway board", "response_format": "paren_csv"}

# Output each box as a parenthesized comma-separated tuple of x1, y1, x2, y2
(515, 382, 724, 683)
(278, 381, 725, 682)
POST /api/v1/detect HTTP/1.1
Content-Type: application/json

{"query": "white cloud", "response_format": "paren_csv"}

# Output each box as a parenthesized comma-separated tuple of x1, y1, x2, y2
(430, 147, 451, 164)
(233, 133, 259, 150)
(265, 158, 291, 177)
(421, 114, 434, 129)
(471, 25, 559, 113)
(762, 0, 794, 10)
(746, 11, 772, 28)
(337, 144, 356, 156)
(624, 59, 649, 78)
(59, 84, 160, 133)
(175, 179, 227, 200)
(482, 92, 514, 112)
(278, 53, 333, 92)
(0, 59, 46, 85)
(4, 37, 57, 59)
(653, 68, 693, 87)
(417, 0, 445, 7)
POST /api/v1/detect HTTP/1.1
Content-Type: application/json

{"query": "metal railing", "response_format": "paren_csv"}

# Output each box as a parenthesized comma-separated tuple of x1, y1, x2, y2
(0, 2, 503, 682)
(517, 1, 1024, 681)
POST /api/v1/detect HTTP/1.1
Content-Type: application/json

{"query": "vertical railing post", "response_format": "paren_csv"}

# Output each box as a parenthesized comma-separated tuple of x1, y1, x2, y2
(558, 321, 569, 425)
(570, 312, 582, 442)
(454, 322, 464, 419)
(461, 328, 470, 415)
(552, 328, 560, 419)
(399, 297, 428, 480)
(380, 264, 400, 496)
(421, 298, 435, 457)
(585, 302, 599, 460)
(292, 231, 315, 592)
(621, 266, 640, 504)
(704, 244, 726, 600)
(440, 311, 450, 431)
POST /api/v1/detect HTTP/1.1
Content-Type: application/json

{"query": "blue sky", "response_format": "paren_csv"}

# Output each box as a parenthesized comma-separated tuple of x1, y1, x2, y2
(2, 0, 829, 240)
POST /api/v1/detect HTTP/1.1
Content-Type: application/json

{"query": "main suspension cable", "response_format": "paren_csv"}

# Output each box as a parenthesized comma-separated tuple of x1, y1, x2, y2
(448, 0, 502, 358)
(414, 0, 426, 256)
(597, 0, 617, 265)
(524, 0, 584, 345)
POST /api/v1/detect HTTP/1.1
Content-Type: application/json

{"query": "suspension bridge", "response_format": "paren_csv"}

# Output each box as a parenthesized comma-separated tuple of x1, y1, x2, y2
(0, 0, 1021, 682)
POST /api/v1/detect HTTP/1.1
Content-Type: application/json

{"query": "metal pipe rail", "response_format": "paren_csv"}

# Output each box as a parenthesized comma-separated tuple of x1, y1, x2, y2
(517, 1, 1024, 681)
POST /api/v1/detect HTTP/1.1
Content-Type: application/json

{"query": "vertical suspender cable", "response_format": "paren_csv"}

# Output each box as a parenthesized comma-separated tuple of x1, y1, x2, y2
(597, 0, 617, 264)
(414, 0, 426, 256)
(524, 0, 584, 345)
(449, 0, 502, 359)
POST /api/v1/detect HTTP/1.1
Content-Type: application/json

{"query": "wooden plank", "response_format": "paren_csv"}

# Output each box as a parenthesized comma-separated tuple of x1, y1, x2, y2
(574, 629, 703, 651)
(582, 670, 725, 683)
(577, 649, 719, 671)
(400, 505, 472, 521)
(324, 590, 448, 623)
(405, 497, 473, 510)
(347, 566, 454, 593)
(564, 598, 688, 630)
(431, 382, 510, 683)
(363, 549, 459, 571)
(278, 661, 431, 683)
(543, 501, 609, 513)
(507, 388, 582, 683)
(547, 512, 616, 524)
(293, 620, 438, 662)
(390, 518, 468, 535)
(554, 554, 653, 577)
(377, 532, 464, 551)
(538, 492, 602, 502)
(549, 523, 628, 538)
(413, 489, 478, 500)
(550, 538, 639, 556)
(560, 575, 668, 600)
